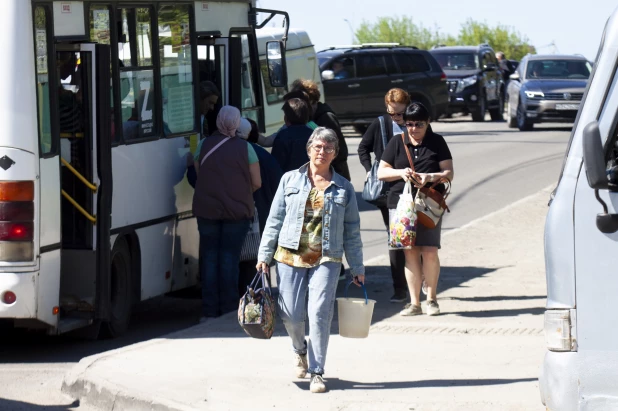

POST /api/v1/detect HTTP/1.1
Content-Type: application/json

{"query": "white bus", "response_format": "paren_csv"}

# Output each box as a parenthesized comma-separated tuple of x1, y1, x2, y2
(0, 0, 288, 337)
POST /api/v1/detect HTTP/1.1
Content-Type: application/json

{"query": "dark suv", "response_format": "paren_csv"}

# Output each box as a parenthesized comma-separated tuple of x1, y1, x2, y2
(317, 44, 448, 129)
(429, 44, 504, 121)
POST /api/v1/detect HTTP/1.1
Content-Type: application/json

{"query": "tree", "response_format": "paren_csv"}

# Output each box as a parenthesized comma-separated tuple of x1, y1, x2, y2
(355, 17, 534, 60)
(457, 19, 534, 60)
(354, 16, 456, 50)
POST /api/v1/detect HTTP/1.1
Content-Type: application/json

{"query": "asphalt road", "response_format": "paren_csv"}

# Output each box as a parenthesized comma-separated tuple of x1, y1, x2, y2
(0, 114, 571, 410)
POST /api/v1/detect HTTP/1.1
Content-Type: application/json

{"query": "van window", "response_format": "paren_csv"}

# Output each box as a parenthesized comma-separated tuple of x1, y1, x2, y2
(355, 54, 387, 77)
(234, 33, 260, 124)
(329, 57, 355, 79)
(395, 53, 430, 73)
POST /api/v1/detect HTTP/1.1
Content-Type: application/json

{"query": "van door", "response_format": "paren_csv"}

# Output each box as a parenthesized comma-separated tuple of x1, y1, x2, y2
(55, 43, 112, 332)
(574, 66, 618, 385)
(321, 55, 362, 120)
(354, 53, 394, 119)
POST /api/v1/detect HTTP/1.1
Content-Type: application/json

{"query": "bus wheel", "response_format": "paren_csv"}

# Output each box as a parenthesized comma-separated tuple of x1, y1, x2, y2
(101, 237, 133, 338)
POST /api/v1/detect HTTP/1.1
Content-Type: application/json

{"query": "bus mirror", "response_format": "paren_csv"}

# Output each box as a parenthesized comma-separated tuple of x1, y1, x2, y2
(582, 121, 609, 189)
(266, 41, 287, 88)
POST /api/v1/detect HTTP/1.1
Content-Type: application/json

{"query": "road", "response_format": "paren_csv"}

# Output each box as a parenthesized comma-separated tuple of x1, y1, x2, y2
(0, 115, 570, 410)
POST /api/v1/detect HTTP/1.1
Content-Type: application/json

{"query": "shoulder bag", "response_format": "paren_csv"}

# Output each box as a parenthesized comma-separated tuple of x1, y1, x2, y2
(361, 116, 389, 206)
(401, 133, 451, 229)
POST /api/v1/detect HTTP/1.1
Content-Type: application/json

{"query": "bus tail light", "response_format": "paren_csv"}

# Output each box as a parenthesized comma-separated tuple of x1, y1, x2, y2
(544, 309, 576, 351)
(2, 291, 16, 305)
(0, 182, 34, 201)
(0, 181, 35, 262)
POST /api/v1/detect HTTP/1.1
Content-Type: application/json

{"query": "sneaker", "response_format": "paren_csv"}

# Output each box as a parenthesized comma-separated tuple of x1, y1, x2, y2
(426, 300, 440, 316)
(198, 316, 209, 324)
(294, 353, 308, 378)
(390, 289, 407, 303)
(399, 303, 422, 316)
(310, 374, 326, 393)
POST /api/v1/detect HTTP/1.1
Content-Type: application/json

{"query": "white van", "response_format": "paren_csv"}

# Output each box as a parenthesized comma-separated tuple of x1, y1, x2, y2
(256, 28, 324, 135)
(540, 7, 618, 410)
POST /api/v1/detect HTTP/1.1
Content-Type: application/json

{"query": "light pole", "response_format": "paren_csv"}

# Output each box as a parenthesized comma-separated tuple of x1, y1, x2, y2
(343, 18, 355, 44)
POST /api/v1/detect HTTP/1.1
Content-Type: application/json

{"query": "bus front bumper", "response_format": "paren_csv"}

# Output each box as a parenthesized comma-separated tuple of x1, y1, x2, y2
(0, 272, 37, 319)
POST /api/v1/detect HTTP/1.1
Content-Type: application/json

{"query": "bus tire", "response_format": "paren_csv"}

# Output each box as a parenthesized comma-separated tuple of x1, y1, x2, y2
(101, 237, 133, 338)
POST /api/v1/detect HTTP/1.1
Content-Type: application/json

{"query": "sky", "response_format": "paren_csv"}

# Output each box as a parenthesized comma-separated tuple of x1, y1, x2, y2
(257, 0, 616, 61)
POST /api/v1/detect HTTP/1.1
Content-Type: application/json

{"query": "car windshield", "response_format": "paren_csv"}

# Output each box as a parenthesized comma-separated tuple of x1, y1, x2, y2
(433, 53, 479, 70)
(525, 59, 591, 80)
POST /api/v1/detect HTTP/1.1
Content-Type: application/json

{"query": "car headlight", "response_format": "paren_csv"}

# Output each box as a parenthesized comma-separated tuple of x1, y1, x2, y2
(456, 76, 477, 93)
(525, 90, 544, 99)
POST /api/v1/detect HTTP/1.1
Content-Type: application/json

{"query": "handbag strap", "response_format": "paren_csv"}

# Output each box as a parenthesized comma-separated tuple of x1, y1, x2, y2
(400, 132, 452, 192)
(378, 116, 388, 150)
(200, 136, 231, 167)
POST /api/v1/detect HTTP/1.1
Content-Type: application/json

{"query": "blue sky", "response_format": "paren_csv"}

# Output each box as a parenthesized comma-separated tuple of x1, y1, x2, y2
(257, 0, 616, 61)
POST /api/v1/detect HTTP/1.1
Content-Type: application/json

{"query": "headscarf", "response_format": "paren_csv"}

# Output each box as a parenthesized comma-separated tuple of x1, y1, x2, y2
(236, 118, 252, 140)
(216, 105, 241, 137)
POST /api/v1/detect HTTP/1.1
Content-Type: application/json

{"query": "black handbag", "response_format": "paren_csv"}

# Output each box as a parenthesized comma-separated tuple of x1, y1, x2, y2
(237, 270, 276, 339)
(362, 116, 389, 206)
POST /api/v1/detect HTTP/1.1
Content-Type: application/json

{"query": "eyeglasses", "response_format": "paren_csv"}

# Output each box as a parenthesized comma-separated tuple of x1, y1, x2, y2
(405, 121, 427, 129)
(387, 110, 405, 118)
(311, 144, 335, 154)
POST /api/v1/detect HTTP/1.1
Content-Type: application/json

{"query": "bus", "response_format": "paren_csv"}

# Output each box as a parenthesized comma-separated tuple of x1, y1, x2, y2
(0, 0, 288, 337)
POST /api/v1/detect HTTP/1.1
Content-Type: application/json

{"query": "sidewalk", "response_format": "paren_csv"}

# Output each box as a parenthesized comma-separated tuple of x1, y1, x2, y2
(62, 187, 550, 411)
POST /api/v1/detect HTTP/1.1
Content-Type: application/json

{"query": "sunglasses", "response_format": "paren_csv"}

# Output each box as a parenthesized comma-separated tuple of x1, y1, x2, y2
(387, 110, 405, 117)
(311, 145, 335, 154)
(405, 121, 427, 128)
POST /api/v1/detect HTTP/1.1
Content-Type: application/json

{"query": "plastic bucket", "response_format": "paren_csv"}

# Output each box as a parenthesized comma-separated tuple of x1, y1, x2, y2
(336, 282, 376, 338)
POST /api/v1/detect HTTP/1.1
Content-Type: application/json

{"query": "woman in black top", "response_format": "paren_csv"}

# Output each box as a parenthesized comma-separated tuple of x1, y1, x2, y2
(378, 102, 454, 317)
(358, 88, 410, 303)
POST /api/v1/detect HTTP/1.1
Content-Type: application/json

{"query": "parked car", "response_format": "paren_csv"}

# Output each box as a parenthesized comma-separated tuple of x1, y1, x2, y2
(429, 44, 505, 122)
(506, 54, 591, 131)
(317, 44, 448, 131)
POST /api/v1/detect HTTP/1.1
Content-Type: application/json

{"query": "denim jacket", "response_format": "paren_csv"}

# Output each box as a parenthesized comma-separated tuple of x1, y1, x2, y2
(257, 163, 365, 276)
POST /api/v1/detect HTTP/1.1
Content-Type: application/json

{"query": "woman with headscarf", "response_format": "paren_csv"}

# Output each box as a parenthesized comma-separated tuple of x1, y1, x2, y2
(193, 106, 262, 321)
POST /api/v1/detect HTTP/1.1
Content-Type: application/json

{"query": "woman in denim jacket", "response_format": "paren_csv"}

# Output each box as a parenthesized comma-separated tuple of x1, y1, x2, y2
(256, 127, 365, 394)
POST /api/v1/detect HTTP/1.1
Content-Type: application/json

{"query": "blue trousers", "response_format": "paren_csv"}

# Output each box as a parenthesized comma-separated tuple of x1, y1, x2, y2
(197, 217, 250, 317)
(276, 261, 340, 375)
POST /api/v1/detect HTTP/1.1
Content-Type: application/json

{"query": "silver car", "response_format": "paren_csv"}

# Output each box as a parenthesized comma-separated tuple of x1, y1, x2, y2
(506, 54, 591, 131)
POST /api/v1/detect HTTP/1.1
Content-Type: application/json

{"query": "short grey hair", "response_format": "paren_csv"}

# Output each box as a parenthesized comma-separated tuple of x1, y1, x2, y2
(306, 127, 339, 155)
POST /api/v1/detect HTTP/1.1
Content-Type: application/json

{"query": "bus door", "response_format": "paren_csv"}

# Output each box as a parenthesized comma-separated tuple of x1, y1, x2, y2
(196, 37, 228, 135)
(52, 43, 112, 332)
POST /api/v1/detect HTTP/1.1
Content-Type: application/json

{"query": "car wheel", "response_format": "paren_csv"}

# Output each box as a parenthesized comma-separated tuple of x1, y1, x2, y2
(507, 99, 517, 128)
(489, 92, 504, 121)
(517, 101, 533, 131)
(471, 94, 486, 122)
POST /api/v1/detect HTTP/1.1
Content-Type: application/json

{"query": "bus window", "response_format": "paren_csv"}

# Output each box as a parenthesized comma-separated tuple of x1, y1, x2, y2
(117, 7, 156, 141)
(89, 5, 115, 142)
(34, 6, 53, 156)
(158, 5, 195, 136)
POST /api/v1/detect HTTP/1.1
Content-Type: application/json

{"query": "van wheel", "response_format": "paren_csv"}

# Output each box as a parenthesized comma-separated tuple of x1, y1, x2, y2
(517, 102, 533, 131)
(101, 237, 133, 338)
(471, 95, 486, 122)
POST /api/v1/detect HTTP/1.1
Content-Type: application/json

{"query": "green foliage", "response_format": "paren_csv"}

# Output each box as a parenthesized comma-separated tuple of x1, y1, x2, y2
(354, 17, 456, 50)
(355, 17, 534, 60)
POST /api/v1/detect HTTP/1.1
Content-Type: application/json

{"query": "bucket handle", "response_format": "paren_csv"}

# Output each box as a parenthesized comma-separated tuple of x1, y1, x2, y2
(344, 280, 369, 305)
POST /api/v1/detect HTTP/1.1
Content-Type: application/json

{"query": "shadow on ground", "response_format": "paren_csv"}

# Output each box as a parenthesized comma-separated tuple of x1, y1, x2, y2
(0, 398, 79, 411)
(293, 377, 537, 392)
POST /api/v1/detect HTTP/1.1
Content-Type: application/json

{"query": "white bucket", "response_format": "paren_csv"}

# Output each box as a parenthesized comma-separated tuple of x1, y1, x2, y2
(336, 282, 376, 338)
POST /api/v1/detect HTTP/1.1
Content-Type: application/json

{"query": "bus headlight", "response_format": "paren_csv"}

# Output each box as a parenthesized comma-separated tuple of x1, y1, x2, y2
(544, 309, 576, 351)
